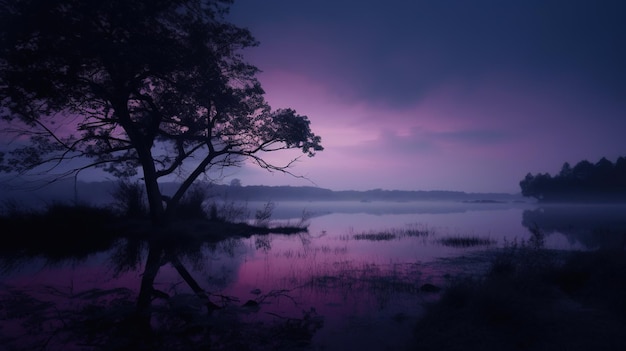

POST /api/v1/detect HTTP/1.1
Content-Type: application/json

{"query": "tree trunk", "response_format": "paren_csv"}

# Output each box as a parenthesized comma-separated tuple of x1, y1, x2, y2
(135, 240, 165, 326)
(116, 102, 166, 226)
(144, 173, 166, 225)
(165, 153, 216, 218)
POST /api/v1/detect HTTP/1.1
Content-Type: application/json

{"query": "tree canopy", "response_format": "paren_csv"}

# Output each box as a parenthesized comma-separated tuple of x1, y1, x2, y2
(519, 156, 626, 202)
(0, 0, 323, 223)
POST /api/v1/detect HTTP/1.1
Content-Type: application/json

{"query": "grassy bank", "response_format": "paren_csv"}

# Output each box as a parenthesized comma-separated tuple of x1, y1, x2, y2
(0, 201, 307, 268)
(410, 245, 626, 350)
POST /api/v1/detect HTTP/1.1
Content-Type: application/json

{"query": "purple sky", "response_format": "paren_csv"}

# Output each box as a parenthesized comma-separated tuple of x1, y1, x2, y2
(219, 0, 626, 193)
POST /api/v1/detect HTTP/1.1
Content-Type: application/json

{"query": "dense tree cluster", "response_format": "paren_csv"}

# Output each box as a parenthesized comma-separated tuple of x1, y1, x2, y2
(519, 157, 626, 202)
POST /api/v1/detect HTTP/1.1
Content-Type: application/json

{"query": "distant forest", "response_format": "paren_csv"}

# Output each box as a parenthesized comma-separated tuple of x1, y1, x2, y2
(520, 156, 626, 202)
(205, 185, 521, 202)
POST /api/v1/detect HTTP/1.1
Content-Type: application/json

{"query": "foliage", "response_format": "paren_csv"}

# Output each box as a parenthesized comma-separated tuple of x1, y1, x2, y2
(412, 245, 626, 351)
(342, 224, 431, 242)
(353, 232, 397, 241)
(254, 201, 275, 227)
(521, 204, 626, 250)
(0, 202, 120, 269)
(437, 235, 495, 248)
(0, 286, 323, 351)
(519, 156, 626, 202)
(111, 180, 147, 218)
(174, 184, 209, 220)
(206, 199, 249, 223)
(229, 178, 242, 187)
(0, 0, 322, 223)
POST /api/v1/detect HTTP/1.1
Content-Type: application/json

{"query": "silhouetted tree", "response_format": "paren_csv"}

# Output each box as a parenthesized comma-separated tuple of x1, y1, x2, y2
(519, 156, 626, 202)
(572, 160, 595, 184)
(614, 157, 626, 187)
(559, 162, 573, 178)
(0, 0, 323, 225)
(593, 157, 613, 190)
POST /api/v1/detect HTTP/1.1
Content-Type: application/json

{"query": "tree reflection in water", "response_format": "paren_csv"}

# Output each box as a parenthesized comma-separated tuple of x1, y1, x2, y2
(0, 224, 322, 350)
(522, 204, 626, 250)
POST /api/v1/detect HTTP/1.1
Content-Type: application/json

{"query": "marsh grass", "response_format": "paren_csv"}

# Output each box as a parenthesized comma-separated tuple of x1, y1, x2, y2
(353, 232, 396, 241)
(206, 200, 249, 223)
(438, 235, 496, 248)
(347, 223, 431, 242)
(411, 243, 626, 351)
(0, 284, 323, 351)
(306, 261, 429, 308)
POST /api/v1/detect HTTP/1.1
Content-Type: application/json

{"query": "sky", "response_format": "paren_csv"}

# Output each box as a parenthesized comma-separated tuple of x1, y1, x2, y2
(2, 0, 625, 195)
(218, 0, 626, 193)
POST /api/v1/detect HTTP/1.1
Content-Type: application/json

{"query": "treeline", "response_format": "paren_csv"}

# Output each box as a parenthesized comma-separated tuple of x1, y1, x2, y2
(519, 156, 626, 202)
(206, 184, 521, 202)
(1, 179, 524, 209)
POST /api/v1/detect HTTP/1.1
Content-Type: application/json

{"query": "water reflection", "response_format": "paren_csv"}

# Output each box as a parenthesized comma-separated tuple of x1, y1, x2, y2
(254, 200, 532, 219)
(0, 223, 323, 350)
(522, 204, 626, 250)
(2, 201, 626, 350)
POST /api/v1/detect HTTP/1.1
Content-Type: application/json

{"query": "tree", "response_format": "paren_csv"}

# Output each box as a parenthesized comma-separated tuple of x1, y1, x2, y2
(0, 0, 322, 225)
(519, 172, 537, 198)
(572, 160, 595, 183)
(558, 162, 573, 178)
(519, 156, 626, 202)
(519, 172, 552, 200)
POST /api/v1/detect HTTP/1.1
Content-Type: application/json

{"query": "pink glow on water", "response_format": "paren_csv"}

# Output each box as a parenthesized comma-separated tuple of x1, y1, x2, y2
(1, 201, 609, 350)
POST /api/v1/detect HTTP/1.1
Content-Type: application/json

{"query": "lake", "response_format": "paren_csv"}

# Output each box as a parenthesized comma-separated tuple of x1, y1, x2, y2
(1, 200, 625, 350)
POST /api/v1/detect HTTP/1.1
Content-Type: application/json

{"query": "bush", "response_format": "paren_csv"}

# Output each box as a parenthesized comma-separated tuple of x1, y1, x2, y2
(174, 185, 209, 220)
(110, 180, 147, 218)
(254, 201, 275, 227)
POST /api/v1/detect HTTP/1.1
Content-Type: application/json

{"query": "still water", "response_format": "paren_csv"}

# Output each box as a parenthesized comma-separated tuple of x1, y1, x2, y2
(1, 200, 625, 350)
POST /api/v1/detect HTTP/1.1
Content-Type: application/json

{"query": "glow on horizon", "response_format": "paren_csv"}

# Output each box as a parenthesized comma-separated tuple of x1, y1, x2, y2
(224, 67, 624, 193)
(222, 0, 626, 193)
(3, 1, 624, 195)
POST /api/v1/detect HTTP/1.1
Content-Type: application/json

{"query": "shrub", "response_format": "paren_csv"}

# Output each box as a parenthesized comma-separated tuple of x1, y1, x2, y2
(110, 180, 147, 218)
(254, 201, 275, 227)
(174, 184, 209, 220)
(206, 200, 249, 223)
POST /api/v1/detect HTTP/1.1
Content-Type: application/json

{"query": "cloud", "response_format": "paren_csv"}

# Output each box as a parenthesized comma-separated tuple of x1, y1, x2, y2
(435, 129, 512, 145)
(218, 1, 626, 193)
(231, 0, 626, 108)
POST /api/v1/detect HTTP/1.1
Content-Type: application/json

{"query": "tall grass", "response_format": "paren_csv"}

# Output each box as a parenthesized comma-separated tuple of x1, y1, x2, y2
(346, 223, 431, 241)
(175, 184, 209, 220)
(254, 201, 275, 227)
(110, 180, 147, 218)
(206, 200, 249, 223)
(410, 224, 626, 351)
(437, 235, 496, 248)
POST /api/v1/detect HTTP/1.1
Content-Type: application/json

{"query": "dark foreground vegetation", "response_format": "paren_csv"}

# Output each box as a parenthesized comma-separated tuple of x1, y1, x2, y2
(412, 243, 626, 350)
(520, 156, 626, 202)
(0, 201, 304, 261)
(0, 196, 315, 350)
(1, 181, 307, 241)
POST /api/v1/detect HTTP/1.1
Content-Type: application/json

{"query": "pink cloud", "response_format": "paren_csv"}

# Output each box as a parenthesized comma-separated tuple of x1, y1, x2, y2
(233, 68, 626, 193)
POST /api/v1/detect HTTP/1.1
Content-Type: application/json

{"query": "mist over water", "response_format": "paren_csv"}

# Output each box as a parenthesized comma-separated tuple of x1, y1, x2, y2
(1, 200, 624, 350)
